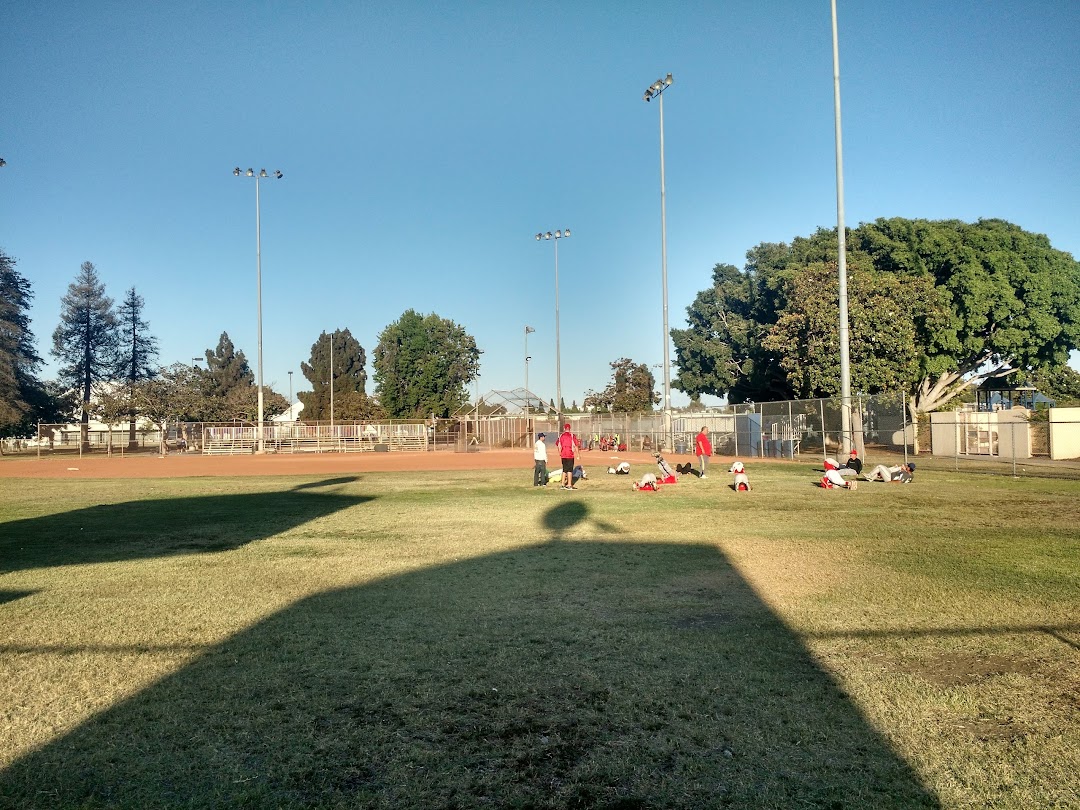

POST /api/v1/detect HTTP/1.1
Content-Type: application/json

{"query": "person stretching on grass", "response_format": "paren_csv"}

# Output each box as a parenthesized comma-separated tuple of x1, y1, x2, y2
(867, 462, 915, 483)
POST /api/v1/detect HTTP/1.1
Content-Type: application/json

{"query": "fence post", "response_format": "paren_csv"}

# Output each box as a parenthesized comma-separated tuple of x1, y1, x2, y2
(819, 399, 826, 460)
(902, 396, 909, 466)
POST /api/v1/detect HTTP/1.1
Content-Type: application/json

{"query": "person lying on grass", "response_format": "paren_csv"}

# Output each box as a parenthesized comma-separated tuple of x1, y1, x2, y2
(866, 462, 915, 483)
(633, 472, 660, 491)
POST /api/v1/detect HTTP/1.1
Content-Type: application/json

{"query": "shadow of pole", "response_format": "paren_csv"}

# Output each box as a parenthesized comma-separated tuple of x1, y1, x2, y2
(0, 539, 939, 808)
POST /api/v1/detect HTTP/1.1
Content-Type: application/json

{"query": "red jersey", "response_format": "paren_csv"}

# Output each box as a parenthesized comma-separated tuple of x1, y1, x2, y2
(557, 431, 578, 459)
(695, 431, 712, 456)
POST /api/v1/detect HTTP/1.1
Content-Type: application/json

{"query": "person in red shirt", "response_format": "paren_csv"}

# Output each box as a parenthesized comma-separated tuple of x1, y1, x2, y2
(556, 423, 580, 490)
(694, 426, 712, 478)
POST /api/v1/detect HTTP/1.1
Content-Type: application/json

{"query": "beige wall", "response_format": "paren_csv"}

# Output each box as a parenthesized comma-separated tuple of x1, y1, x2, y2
(1049, 407, 1080, 460)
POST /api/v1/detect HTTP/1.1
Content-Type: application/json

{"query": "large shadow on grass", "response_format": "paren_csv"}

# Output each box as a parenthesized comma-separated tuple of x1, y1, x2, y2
(0, 477, 371, 574)
(0, 503, 939, 808)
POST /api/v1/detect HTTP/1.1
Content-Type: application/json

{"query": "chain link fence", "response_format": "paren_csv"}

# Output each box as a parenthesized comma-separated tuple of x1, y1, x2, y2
(7, 400, 1079, 478)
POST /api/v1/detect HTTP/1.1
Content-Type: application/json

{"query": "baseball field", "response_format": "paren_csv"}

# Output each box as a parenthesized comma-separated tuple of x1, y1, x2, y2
(0, 449, 1077, 808)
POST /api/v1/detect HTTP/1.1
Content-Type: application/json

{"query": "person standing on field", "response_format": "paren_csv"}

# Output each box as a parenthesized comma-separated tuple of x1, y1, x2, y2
(694, 426, 712, 478)
(557, 423, 579, 490)
(533, 432, 548, 487)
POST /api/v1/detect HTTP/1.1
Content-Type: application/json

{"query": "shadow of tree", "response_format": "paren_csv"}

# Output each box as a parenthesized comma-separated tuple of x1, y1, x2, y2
(0, 529, 938, 807)
(0, 477, 370, 573)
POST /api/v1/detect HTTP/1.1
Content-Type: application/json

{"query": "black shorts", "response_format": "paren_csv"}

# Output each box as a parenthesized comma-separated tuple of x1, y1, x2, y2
(561, 458, 574, 473)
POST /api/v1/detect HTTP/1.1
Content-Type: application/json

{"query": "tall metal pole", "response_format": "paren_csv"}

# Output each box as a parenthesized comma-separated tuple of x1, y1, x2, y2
(254, 172, 264, 453)
(645, 73, 674, 452)
(329, 330, 335, 430)
(553, 237, 562, 423)
(525, 325, 534, 434)
(831, 1, 852, 455)
(234, 167, 282, 454)
(536, 231, 570, 425)
(658, 84, 672, 452)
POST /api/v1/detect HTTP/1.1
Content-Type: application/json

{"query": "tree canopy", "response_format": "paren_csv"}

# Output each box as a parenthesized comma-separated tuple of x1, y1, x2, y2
(373, 310, 481, 418)
(673, 218, 1080, 414)
(583, 358, 660, 413)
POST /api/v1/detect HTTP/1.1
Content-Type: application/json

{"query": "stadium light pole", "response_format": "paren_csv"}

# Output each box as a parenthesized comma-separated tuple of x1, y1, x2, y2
(535, 230, 570, 425)
(233, 167, 283, 454)
(327, 330, 335, 431)
(830, 2, 853, 454)
(525, 325, 535, 433)
(644, 72, 674, 452)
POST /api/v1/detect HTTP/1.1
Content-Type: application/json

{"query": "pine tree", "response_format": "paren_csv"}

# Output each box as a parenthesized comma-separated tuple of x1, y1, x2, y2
(0, 250, 45, 436)
(51, 261, 120, 445)
(298, 328, 373, 421)
(116, 287, 158, 447)
(203, 332, 254, 397)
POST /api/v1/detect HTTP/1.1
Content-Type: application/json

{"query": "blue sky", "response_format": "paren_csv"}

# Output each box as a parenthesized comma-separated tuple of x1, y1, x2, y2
(3, 1, 1078, 409)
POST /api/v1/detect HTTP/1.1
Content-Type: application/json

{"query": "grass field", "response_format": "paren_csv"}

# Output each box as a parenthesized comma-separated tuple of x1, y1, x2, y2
(0, 463, 1077, 809)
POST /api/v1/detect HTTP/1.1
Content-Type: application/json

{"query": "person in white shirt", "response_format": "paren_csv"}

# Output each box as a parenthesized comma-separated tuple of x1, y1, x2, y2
(533, 432, 549, 487)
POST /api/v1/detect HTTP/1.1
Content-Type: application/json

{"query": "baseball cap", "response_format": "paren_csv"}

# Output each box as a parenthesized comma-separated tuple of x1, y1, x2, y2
(907, 462, 916, 471)
(538, 432, 545, 438)
(563, 423, 571, 430)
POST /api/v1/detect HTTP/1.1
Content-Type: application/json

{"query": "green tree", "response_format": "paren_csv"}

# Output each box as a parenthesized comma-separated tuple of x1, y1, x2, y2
(761, 261, 948, 398)
(1025, 365, 1080, 407)
(0, 249, 46, 436)
(129, 363, 203, 454)
(298, 328, 381, 421)
(675, 219, 1080, 416)
(373, 310, 481, 418)
(671, 260, 793, 405)
(203, 332, 253, 398)
(116, 287, 159, 447)
(583, 358, 660, 413)
(851, 218, 1080, 415)
(51, 261, 120, 444)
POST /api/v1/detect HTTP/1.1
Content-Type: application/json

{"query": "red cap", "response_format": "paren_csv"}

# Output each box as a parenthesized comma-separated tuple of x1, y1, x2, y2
(563, 424, 571, 430)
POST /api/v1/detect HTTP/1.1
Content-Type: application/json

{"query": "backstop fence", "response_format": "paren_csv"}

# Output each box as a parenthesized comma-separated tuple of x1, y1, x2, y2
(8, 397, 1079, 478)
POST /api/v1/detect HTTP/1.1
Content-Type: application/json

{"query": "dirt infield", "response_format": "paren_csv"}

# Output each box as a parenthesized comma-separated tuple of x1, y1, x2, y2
(0, 449, 699, 479)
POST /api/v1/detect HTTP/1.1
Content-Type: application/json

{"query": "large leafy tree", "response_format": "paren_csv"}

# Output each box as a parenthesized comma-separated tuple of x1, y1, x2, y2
(373, 310, 481, 418)
(51, 261, 120, 442)
(299, 328, 381, 421)
(116, 287, 159, 447)
(852, 218, 1080, 414)
(761, 261, 948, 398)
(583, 358, 660, 413)
(671, 257, 794, 405)
(0, 249, 47, 436)
(675, 219, 1080, 415)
